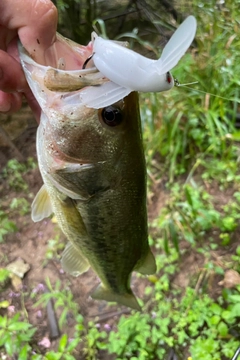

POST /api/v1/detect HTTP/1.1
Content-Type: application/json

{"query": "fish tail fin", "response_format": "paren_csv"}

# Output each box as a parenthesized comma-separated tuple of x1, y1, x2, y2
(91, 285, 141, 311)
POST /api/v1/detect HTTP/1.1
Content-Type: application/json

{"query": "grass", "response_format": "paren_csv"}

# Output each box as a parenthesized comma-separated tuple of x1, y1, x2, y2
(141, 0, 240, 183)
(1, 0, 240, 359)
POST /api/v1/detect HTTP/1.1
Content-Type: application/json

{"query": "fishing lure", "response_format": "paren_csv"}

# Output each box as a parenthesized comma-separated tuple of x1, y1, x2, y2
(80, 15, 197, 108)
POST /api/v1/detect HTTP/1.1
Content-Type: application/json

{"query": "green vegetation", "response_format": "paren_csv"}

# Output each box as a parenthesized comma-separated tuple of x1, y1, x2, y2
(0, 157, 37, 242)
(44, 234, 65, 265)
(0, 207, 17, 243)
(156, 184, 240, 251)
(1, 157, 36, 191)
(1, 245, 240, 358)
(1, 0, 240, 359)
(0, 313, 36, 359)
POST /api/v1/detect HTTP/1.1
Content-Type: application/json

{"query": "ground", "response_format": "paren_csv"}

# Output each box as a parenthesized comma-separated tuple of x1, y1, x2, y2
(0, 105, 239, 358)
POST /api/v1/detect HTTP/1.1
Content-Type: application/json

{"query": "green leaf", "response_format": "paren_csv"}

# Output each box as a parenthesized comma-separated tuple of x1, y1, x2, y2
(230, 303, 240, 317)
(63, 355, 77, 360)
(231, 131, 240, 141)
(19, 344, 31, 360)
(217, 321, 228, 337)
(5, 337, 14, 356)
(163, 228, 169, 254)
(0, 300, 10, 308)
(59, 334, 68, 352)
(45, 352, 62, 360)
(32, 355, 44, 360)
(210, 303, 222, 315)
(66, 337, 80, 352)
(236, 246, 240, 256)
(169, 220, 179, 252)
(0, 315, 7, 328)
(208, 315, 220, 326)
(0, 332, 11, 347)
(0, 268, 10, 283)
(8, 321, 31, 331)
(92, 18, 108, 38)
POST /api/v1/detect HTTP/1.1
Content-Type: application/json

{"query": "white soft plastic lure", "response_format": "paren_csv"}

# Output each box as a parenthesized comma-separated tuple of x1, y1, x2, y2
(80, 15, 197, 108)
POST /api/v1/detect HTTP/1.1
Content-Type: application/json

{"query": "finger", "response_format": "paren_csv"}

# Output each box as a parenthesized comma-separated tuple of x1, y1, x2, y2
(0, 0, 57, 56)
(24, 88, 41, 123)
(0, 91, 22, 113)
(0, 89, 41, 122)
(0, 50, 26, 92)
(0, 25, 16, 51)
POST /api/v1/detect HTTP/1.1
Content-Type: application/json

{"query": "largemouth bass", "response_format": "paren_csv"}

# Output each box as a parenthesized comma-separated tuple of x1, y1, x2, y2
(19, 34, 156, 310)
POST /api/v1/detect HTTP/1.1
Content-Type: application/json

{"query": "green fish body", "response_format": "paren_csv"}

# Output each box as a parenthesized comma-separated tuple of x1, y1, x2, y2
(19, 35, 156, 310)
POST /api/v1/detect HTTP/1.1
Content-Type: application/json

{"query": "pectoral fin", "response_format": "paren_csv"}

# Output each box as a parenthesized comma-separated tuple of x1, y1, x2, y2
(91, 285, 141, 311)
(61, 242, 89, 277)
(31, 184, 53, 222)
(134, 249, 156, 275)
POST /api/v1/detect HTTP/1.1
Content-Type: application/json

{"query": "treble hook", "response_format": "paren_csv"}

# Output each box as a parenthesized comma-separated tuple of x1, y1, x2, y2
(82, 54, 94, 69)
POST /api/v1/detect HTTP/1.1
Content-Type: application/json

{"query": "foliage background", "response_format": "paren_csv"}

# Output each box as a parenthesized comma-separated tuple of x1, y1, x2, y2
(1, 0, 240, 359)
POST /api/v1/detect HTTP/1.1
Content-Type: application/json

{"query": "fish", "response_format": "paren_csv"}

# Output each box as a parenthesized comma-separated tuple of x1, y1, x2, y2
(19, 34, 156, 311)
(19, 15, 196, 310)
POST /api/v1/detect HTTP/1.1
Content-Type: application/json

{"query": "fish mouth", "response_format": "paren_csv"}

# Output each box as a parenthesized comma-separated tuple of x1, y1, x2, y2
(18, 36, 106, 91)
(25, 33, 94, 70)
(18, 35, 111, 112)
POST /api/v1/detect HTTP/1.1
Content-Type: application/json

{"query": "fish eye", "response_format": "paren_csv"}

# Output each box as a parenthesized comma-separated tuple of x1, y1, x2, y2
(166, 71, 172, 84)
(101, 106, 123, 127)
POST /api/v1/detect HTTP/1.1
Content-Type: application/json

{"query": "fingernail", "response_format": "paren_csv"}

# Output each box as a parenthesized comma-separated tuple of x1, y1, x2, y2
(0, 103, 11, 112)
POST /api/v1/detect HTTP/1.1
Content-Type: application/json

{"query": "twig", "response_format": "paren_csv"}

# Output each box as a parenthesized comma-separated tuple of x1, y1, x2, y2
(160, 0, 180, 22)
(90, 309, 130, 323)
(194, 268, 207, 293)
(46, 297, 61, 340)
(20, 291, 29, 322)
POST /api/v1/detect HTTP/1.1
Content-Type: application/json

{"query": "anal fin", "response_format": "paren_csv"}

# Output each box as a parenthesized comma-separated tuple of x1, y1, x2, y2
(91, 285, 141, 311)
(134, 248, 156, 275)
(61, 242, 89, 277)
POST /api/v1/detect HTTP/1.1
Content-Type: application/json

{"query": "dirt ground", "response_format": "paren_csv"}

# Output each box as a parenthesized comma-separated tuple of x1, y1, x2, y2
(0, 106, 239, 357)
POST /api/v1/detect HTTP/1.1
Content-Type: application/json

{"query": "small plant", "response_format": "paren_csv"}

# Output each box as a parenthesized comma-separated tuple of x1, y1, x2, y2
(1, 157, 36, 191)
(104, 243, 240, 360)
(40, 333, 82, 360)
(0, 207, 17, 243)
(44, 234, 65, 265)
(10, 197, 31, 216)
(0, 268, 10, 284)
(155, 183, 221, 250)
(33, 278, 79, 328)
(0, 313, 36, 359)
(83, 321, 107, 360)
(231, 246, 240, 272)
(0, 268, 10, 297)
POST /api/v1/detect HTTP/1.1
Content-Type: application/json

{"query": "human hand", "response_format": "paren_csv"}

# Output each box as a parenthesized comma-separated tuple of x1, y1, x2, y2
(0, 0, 57, 120)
